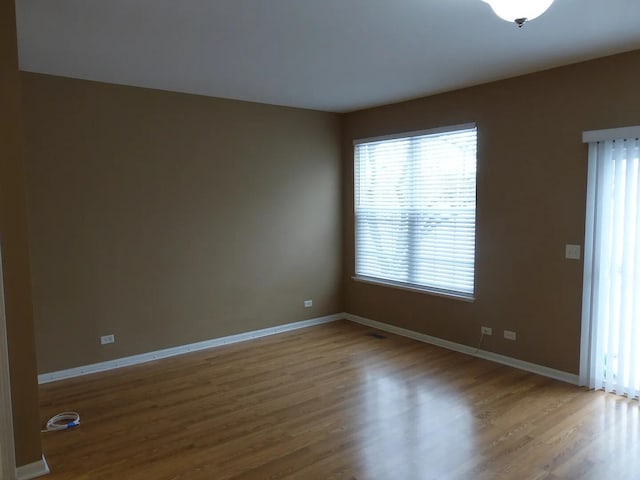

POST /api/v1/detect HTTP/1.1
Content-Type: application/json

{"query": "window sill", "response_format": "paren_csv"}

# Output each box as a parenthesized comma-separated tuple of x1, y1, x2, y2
(351, 276, 475, 303)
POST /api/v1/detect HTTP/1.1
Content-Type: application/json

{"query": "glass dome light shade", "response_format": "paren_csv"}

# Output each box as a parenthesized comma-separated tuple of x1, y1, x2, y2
(482, 0, 554, 23)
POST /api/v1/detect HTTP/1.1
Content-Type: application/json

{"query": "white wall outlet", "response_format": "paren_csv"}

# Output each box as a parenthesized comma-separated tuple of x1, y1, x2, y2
(503, 330, 517, 341)
(481, 326, 492, 335)
(100, 334, 115, 345)
(565, 244, 581, 260)
(304, 300, 313, 308)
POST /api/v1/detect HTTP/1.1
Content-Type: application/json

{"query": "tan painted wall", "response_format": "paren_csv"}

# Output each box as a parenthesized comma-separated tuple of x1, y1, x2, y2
(21, 73, 343, 373)
(17, 40, 640, 383)
(0, 0, 43, 468)
(343, 49, 640, 375)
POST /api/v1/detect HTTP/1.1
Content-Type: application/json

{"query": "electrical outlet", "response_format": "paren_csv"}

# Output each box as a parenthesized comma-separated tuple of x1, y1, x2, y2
(100, 334, 115, 345)
(481, 326, 492, 335)
(304, 300, 313, 308)
(503, 330, 517, 341)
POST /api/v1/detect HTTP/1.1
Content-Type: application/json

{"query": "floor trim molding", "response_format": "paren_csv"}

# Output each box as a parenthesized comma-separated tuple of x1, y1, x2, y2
(38, 312, 579, 386)
(16, 455, 50, 480)
(344, 313, 579, 385)
(38, 314, 343, 384)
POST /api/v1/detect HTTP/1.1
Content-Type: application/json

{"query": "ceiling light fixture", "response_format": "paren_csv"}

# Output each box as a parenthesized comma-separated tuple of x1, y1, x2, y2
(482, 0, 554, 27)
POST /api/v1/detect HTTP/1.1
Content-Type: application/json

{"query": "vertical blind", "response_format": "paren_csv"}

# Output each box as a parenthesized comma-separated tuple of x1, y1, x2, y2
(581, 136, 640, 398)
(354, 125, 477, 297)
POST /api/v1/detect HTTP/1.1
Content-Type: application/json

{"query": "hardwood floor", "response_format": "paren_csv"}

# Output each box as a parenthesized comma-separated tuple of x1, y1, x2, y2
(38, 320, 639, 479)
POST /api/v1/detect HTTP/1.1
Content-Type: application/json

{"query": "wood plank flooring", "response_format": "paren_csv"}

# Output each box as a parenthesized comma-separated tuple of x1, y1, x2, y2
(38, 320, 639, 479)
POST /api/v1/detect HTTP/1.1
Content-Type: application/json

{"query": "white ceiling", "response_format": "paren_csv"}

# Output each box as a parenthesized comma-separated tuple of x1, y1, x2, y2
(15, 0, 640, 113)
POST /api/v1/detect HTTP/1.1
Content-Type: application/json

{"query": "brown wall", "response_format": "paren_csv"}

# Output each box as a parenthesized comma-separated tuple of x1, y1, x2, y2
(17, 43, 640, 381)
(0, 0, 43, 468)
(21, 73, 343, 373)
(343, 49, 640, 374)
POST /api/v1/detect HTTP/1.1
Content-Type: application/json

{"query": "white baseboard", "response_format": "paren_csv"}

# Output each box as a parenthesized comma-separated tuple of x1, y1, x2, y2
(38, 312, 578, 387)
(16, 455, 49, 480)
(344, 313, 579, 385)
(38, 314, 343, 384)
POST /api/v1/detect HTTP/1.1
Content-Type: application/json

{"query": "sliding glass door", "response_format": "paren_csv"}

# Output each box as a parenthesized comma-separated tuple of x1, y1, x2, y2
(581, 128, 640, 399)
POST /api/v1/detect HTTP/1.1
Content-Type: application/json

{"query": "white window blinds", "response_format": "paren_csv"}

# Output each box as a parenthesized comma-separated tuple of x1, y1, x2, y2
(354, 125, 478, 298)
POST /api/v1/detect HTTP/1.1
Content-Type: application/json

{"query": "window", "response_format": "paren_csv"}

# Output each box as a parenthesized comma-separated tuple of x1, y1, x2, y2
(354, 124, 478, 299)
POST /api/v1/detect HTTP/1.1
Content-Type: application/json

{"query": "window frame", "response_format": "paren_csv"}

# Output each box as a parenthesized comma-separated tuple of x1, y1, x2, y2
(352, 123, 478, 302)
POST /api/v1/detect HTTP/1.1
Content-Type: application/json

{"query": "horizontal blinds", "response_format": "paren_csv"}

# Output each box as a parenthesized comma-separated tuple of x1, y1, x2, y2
(355, 127, 477, 296)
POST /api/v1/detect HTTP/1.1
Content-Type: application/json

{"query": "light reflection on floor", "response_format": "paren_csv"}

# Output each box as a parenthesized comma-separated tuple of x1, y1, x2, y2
(357, 367, 476, 479)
